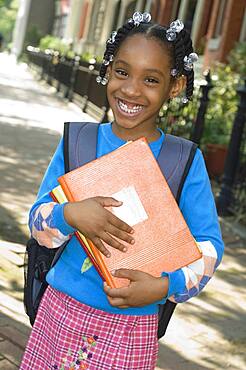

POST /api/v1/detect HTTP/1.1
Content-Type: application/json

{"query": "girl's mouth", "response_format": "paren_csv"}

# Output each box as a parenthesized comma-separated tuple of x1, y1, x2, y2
(116, 98, 144, 117)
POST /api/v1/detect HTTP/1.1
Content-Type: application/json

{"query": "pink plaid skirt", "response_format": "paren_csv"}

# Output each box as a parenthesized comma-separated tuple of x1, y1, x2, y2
(20, 286, 158, 369)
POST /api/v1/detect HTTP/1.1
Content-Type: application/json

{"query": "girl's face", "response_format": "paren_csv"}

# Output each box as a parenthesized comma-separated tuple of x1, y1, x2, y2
(107, 34, 182, 141)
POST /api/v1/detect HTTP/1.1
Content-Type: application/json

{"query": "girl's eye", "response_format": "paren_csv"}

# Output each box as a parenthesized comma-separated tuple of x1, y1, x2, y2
(145, 77, 159, 84)
(115, 69, 128, 77)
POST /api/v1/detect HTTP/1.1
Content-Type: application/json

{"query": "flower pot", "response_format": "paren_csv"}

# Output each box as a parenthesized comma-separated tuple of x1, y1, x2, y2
(205, 143, 228, 178)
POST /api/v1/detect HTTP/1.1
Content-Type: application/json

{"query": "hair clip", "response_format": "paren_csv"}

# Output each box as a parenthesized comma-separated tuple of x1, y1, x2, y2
(107, 31, 117, 44)
(96, 76, 108, 85)
(171, 68, 178, 77)
(182, 96, 189, 104)
(166, 19, 184, 41)
(183, 52, 198, 71)
(103, 54, 114, 66)
(128, 11, 151, 26)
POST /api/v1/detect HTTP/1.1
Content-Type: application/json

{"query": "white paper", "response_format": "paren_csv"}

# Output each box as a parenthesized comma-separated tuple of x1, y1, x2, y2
(111, 186, 148, 226)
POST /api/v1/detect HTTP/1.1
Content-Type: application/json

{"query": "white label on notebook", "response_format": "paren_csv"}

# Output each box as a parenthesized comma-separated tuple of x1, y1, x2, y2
(111, 186, 148, 226)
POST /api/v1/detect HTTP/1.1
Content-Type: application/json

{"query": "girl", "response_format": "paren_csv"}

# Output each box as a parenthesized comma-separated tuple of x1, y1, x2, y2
(20, 12, 224, 370)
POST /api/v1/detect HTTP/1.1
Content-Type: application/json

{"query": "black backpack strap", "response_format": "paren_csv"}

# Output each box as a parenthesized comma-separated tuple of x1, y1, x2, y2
(157, 134, 197, 339)
(64, 122, 99, 171)
(157, 134, 198, 201)
(176, 141, 198, 203)
(52, 123, 99, 265)
(51, 124, 97, 266)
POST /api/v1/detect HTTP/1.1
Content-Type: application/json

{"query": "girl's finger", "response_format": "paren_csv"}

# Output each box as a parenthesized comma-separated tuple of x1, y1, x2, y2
(104, 284, 128, 298)
(107, 296, 128, 307)
(100, 232, 128, 253)
(91, 237, 111, 258)
(114, 304, 129, 308)
(106, 223, 135, 245)
(95, 196, 123, 208)
(106, 210, 134, 234)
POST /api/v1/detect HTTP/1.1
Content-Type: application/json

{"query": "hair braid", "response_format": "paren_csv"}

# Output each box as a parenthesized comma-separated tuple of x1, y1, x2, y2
(99, 22, 136, 80)
(171, 29, 195, 100)
(182, 32, 195, 99)
(170, 30, 185, 73)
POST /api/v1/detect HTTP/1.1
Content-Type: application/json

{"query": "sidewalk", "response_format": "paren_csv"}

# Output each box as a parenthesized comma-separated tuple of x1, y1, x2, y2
(0, 52, 245, 370)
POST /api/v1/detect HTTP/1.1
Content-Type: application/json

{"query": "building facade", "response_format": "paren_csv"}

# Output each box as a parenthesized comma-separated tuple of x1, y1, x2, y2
(62, 0, 245, 66)
(61, 0, 153, 56)
(203, 0, 245, 67)
(12, 0, 56, 57)
(12, 0, 246, 66)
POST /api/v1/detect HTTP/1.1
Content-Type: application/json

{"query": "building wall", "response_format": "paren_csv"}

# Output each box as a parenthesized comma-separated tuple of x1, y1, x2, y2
(64, 0, 85, 41)
(153, 0, 176, 25)
(27, 0, 56, 38)
(188, 0, 212, 52)
(12, 0, 56, 57)
(53, 0, 71, 38)
(55, 0, 245, 69)
(204, 0, 245, 67)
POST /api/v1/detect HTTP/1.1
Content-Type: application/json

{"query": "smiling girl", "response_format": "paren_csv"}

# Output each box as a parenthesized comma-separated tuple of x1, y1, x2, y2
(20, 12, 224, 370)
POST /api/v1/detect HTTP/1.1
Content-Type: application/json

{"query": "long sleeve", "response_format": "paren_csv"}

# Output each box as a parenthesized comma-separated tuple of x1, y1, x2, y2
(29, 138, 75, 248)
(164, 149, 224, 303)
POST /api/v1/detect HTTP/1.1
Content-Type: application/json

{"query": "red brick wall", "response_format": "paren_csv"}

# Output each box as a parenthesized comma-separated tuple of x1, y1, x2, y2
(194, 0, 213, 51)
(219, 0, 245, 61)
(204, 0, 245, 68)
(157, 0, 173, 25)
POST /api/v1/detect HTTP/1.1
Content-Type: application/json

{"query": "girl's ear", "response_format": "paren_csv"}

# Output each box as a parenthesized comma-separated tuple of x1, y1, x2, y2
(107, 64, 112, 78)
(169, 76, 186, 99)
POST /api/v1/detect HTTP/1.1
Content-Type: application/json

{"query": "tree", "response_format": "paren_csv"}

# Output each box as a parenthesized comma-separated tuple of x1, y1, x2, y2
(0, 0, 19, 47)
(0, 0, 13, 7)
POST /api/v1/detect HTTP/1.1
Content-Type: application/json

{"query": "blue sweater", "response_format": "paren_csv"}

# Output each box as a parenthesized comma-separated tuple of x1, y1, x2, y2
(30, 123, 224, 315)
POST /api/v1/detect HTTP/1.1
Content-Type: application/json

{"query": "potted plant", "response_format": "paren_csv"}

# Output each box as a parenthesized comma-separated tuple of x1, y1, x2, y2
(202, 122, 229, 178)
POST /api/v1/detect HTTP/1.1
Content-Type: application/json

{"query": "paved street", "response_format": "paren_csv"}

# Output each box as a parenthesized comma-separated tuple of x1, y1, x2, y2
(0, 52, 245, 370)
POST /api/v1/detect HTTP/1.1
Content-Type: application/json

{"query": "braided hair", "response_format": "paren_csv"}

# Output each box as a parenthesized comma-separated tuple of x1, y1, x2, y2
(98, 17, 196, 102)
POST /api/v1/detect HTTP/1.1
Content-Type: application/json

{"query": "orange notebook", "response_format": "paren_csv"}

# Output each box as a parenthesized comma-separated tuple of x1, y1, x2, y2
(58, 138, 202, 288)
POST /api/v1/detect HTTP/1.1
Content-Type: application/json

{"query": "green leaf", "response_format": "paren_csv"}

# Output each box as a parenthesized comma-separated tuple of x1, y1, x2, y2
(81, 257, 93, 273)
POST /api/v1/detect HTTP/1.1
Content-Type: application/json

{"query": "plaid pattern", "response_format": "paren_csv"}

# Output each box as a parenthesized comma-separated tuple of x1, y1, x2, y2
(20, 286, 158, 370)
(170, 240, 218, 303)
(31, 203, 70, 248)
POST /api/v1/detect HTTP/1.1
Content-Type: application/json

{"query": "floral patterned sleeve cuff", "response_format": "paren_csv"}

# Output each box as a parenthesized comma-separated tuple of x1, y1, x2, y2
(31, 202, 75, 249)
(165, 240, 219, 303)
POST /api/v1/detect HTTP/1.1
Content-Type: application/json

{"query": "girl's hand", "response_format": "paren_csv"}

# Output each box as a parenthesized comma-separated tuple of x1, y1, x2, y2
(64, 197, 135, 257)
(104, 269, 169, 308)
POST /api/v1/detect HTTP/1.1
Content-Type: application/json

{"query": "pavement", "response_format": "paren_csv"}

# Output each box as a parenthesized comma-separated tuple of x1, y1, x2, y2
(0, 52, 245, 370)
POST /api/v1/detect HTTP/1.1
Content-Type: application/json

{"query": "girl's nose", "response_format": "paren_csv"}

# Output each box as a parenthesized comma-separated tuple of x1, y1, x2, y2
(120, 78, 141, 98)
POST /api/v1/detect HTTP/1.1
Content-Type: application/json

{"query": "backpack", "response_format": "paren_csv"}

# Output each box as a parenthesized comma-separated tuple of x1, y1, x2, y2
(24, 122, 197, 338)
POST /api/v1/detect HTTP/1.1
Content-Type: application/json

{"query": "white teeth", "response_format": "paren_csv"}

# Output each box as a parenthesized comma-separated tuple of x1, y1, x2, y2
(118, 99, 143, 114)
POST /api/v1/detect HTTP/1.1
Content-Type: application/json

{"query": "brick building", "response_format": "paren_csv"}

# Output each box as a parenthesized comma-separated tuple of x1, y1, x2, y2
(61, 0, 245, 67)
(12, 0, 245, 66)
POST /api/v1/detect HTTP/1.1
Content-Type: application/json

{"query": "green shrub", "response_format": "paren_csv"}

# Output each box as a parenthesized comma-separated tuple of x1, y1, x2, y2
(37, 35, 103, 63)
(158, 63, 239, 148)
(158, 83, 201, 139)
(201, 63, 239, 148)
(39, 35, 70, 55)
(227, 42, 246, 78)
(0, 0, 18, 46)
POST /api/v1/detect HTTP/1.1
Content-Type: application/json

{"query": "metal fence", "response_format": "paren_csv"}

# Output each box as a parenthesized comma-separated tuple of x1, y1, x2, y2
(27, 48, 108, 122)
